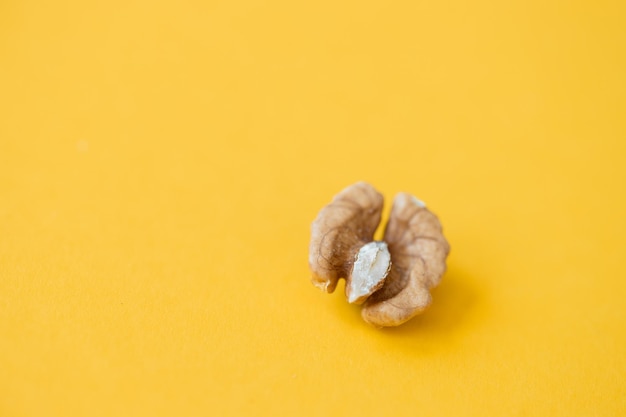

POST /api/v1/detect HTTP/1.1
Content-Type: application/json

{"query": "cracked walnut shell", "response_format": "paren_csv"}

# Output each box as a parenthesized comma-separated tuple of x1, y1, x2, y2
(308, 182, 450, 327)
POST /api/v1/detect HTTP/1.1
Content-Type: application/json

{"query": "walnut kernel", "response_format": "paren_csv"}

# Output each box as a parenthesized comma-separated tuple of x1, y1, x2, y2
(308, 182, 450, 327)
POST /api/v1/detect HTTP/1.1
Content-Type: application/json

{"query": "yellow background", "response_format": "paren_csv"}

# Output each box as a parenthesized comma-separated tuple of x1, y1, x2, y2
(1, 0, 625, 415)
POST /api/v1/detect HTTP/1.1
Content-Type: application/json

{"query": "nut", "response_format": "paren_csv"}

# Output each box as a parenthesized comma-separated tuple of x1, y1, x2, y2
(308, 182, 450, 327)
(308, 182, 388, 303)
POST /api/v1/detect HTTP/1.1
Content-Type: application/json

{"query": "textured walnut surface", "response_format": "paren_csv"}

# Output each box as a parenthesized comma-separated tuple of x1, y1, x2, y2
(309, 182, 450, 327)
(308, 182, 384, 295)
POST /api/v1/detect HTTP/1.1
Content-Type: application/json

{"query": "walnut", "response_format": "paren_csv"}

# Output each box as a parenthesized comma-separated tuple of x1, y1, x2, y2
(308, 182, 450, 327)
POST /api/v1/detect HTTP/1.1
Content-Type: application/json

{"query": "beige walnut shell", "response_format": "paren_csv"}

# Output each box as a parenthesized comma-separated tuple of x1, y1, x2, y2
(309, 182, 450, 327)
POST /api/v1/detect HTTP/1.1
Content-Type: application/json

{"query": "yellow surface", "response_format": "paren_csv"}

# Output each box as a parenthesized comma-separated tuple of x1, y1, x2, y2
(1, 1, 625, 415)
